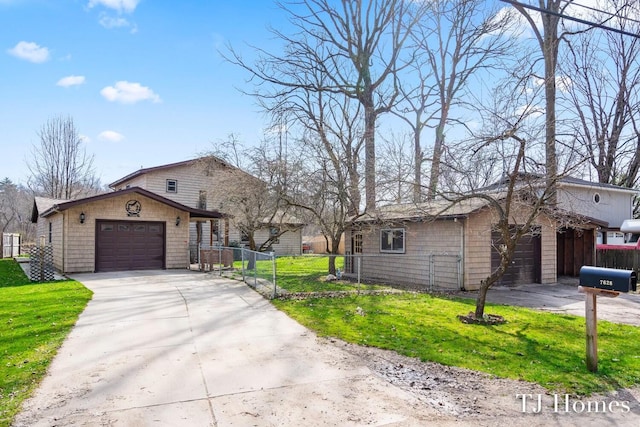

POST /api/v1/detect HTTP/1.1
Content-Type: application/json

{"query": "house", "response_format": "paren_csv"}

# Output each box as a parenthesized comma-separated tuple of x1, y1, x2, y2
(31, 187, 223, 273)
(345, 177, 636, 290)
(108, 157, 304, 257)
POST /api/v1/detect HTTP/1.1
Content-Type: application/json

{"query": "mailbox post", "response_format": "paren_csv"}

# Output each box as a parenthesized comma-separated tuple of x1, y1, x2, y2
(578, 266, 637, 372)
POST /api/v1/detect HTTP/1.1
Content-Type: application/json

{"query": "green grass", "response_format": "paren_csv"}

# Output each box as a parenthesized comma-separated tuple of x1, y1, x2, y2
(227, 255, 386, 293)
(273, 292, 640, 396)
(0, 259, 92, 427)
(274, 255, 386, 292)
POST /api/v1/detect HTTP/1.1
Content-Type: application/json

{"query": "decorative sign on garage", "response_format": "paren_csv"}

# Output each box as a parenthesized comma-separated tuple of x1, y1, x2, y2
(125, 200, 141, 217)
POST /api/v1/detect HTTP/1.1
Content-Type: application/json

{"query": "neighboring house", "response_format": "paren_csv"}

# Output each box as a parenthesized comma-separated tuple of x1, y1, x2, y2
(109, 157, 303, 256)
(345, 177, 635, 290)
(31, 187, 223, 273)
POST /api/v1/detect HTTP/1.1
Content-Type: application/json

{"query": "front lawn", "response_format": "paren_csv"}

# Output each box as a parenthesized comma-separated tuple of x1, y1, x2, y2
(0, 259, 92, 427)
(273, 292, 640, 396)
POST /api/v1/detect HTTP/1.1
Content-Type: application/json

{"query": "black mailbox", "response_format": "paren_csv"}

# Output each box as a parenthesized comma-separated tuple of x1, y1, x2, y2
(579, 266, 637, 293)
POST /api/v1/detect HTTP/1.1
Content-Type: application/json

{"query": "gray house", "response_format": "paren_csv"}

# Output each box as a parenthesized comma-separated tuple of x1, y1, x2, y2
(345, 177, 636, 290)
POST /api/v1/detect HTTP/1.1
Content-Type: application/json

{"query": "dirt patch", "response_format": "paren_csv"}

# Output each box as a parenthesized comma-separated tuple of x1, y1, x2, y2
(327, 338, 640, 426)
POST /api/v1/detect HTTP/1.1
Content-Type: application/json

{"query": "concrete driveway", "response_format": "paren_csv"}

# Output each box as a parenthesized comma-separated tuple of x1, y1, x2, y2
(476, 280, 640, 326)
(12, 270, 438, 426)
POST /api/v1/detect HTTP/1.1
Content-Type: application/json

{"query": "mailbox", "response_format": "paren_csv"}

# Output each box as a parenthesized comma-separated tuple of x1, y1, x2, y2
(579, 266, 637, 293)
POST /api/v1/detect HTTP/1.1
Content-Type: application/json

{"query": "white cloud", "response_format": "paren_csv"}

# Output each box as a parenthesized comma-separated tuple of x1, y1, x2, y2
(98, 130, 125, 142)
(100, 81, 162, 104)
(7, 41, 50, 63)
(532, 75, 572, 93)
(88, 0, 140, 14)
(79, 134, 91, 143)
(99, 14, 130, 28)
(56, 75, 86, 87)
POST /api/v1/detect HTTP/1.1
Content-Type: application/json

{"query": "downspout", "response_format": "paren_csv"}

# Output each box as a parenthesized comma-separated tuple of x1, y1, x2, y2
(458, 216, 465, 290)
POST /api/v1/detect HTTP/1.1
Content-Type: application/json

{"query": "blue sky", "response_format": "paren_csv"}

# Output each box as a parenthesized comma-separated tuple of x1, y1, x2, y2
(1, 0, 286, 187)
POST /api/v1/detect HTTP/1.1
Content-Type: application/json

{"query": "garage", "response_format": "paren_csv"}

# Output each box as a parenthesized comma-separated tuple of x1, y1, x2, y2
(96, 220, 166, 272)
(491, 227, 541, 286)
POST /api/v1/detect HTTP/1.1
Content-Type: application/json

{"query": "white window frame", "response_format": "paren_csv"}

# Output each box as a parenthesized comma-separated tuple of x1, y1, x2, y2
(380, 228, 405, 253)
(166, 179, 178, 193)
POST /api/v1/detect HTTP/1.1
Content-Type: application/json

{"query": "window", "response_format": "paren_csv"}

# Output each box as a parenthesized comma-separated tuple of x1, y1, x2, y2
(48, 222, 52, 244)
(593, 193, 601, 204)
(198, 190, 207, 209)
(166, 179, 178, 193)
(380, 228, 405, 253)
(353, 233, 363, 254)
(241, 230, 250, 244)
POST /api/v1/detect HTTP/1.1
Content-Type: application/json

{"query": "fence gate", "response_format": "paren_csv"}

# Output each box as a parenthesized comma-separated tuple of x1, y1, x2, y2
(2, 233, 20, 258)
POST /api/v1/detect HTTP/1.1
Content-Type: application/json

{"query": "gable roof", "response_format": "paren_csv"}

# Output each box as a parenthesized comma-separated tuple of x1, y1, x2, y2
(108, 156, 235, 188)
(352, 195, 608, 229)
(31, 196, 69, 223)
(36, 187, 225, 220)
(478, 173, 637, 194)
(353, 197, 489, 223)
(558, 176, 638, 194)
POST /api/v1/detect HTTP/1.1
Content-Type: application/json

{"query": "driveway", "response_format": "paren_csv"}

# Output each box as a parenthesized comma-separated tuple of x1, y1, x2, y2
(476, 280, 640, 326)
(12, 270, 440, 426)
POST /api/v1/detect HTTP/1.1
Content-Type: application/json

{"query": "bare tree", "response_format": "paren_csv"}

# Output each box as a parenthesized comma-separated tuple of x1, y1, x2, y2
(376, 132, 415, 204)
(27, 115, 100, 199)
(561, 0, 640, 188)
(439, 68, 561, 319)
(226, 0, 426, 211)
(415, 0, 518, 200)
(269, 78, 366, 275)
(201, 139, 297, 253)
(0, 178, 19, 256)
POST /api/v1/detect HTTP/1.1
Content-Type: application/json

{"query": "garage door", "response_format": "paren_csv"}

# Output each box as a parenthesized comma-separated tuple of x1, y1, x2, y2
(491, 227, 541, 286)
(96, 221, 165, 272)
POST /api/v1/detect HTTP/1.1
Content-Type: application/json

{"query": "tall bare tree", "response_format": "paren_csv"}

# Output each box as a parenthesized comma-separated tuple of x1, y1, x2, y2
(561, 0, 640, 188)
(416, 0, 518, 200)
(440, 67, 560, 319)
(508, 0, 578, 200)
(226, 0, 426, 211)
(376, 132, 415, 204)
(27, 115, 100, 199)
(265, 70, 366, 274)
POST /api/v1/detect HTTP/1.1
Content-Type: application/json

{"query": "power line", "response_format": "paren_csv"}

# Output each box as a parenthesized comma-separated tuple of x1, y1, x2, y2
(562, 0, 640, 27)
(499, 0, 640, 39)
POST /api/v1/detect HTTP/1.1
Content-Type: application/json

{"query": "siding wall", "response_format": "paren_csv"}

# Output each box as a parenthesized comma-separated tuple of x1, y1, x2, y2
(51, 215, 63, 271)
(346, 220, 463, 289)
(349, 205, 557, 291)
(61, 192, 189, 273)
(116, 162, 302, 255)
(558, 186, 633, 228)
(463, 207, 556, 290)
(253, 228, 302, 255)
(114, 162, 221, 209)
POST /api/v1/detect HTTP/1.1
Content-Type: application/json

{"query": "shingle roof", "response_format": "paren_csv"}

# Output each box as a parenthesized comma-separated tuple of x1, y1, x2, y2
(37, 187, 225, 220)
(108, 156, 234, 188)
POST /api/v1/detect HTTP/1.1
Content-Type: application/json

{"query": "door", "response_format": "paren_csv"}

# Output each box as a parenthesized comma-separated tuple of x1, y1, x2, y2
(96, 221, 165, 272)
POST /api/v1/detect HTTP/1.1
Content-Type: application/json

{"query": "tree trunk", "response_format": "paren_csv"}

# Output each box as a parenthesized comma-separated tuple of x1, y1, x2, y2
(475, 280, 490, 318)
(428, 121, 446, 200)
(364, 103, 376, 211)
(413, 129, 423, 203)
(542, 6, 559, 203)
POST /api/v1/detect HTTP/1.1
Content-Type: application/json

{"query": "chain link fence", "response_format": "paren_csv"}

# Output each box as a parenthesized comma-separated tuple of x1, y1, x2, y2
(192, 244, 462, 298)
(191, 245, 278, 298)
(343, 253, 463, 291)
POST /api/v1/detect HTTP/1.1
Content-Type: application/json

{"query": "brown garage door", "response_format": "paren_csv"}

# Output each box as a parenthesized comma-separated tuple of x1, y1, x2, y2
(491, 227, 541, 286)
(96, 221, 165, 272)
